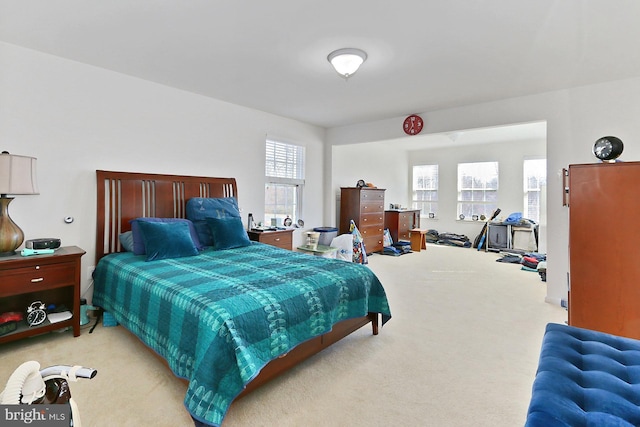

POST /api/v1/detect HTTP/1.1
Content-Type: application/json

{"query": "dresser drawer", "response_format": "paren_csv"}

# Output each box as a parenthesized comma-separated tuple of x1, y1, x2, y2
(0, 262, 76, 296)
(360, 211, 384, 227)
(398, 212, 414, 227)
(360, 200, 385, 214)
(397, 213, 414, 240)
(398, 231, 411, 241)
(359, 190, 385, 202)
(363, 235, 383, 253)
(359, 223, 384, 238)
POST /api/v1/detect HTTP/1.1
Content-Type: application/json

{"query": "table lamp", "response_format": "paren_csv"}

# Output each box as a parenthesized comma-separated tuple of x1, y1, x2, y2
(0, 151, 39, 256)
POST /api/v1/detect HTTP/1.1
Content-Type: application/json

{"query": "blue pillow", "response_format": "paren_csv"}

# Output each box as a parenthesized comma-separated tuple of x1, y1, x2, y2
(119, 231, 134, 252)
(137, 221, 199, 261)
(186, 197, 241, 247)
(205, 217, 251, 250)
(130, 218, 203, 255)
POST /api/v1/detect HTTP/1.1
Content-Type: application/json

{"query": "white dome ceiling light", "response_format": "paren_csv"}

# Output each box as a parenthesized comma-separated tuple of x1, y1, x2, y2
(327, 48, 367, 80)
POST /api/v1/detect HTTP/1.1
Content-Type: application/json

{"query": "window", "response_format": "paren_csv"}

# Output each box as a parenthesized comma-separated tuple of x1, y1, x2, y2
(264, 139, 305, 225)
(457, 162, 499, 219)
(523, 159, 546, 222)
(412, 165, 438, 216)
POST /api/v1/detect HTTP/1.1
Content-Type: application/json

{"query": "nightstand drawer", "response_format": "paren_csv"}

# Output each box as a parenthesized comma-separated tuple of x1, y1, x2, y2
(258, 232, 292, 250)
(247, 229, 294, 250)
(0, 262, 76, 295)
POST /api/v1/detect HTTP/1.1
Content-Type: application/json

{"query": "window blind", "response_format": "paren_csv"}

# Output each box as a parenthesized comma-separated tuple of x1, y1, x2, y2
(265, 139, 305, 184)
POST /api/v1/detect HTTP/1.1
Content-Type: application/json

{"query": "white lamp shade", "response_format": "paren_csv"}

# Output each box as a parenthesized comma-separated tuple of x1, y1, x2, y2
(0, 152, 39, 195)
(328, 48, 367, 79)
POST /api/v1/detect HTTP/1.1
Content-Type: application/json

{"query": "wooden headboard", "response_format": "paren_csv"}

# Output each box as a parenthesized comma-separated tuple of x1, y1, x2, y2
(96, 170, 237, 263)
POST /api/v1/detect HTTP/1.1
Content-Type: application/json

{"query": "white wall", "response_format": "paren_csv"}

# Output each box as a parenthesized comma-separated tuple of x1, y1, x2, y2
(330, 142, 408, 226)
(409, 138, 545, 242)
(328, 78, 640, 307)
(332, 135, 546, 246)
(0, 42, 325, 300)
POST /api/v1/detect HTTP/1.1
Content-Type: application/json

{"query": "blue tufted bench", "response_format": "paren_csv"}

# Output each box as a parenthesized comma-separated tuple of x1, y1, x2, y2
(525, 323, 640, 426)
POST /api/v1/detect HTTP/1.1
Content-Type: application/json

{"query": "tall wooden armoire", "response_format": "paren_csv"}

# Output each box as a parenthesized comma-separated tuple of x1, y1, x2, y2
(566, 162, 640, 339)
(339, 187, 385, 254)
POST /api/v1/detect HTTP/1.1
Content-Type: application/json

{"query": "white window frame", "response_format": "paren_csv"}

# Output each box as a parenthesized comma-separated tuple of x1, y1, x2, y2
(457, 161, 499, 220)
(412, 164, 438, 217)
(523, 158, 546, 223)
(264, 139, 305, 226)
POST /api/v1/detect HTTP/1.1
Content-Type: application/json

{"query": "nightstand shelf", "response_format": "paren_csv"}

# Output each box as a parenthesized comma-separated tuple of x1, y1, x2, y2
(297, 244, 339, 258)
(0, 246, 85, 344)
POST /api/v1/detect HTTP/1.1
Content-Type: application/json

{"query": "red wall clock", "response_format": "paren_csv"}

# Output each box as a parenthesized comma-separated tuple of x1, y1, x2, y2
(403, 114, 424, 135)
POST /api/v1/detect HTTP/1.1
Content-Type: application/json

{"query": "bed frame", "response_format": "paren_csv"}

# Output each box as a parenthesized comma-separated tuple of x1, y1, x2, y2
(95, 170, 379, 398)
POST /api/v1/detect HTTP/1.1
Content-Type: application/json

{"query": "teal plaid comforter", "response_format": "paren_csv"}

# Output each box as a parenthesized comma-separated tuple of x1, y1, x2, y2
(92, 242, 391, 426)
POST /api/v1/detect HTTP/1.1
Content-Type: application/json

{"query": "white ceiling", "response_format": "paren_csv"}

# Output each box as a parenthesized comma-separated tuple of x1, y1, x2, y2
(2, 0, 640, 130)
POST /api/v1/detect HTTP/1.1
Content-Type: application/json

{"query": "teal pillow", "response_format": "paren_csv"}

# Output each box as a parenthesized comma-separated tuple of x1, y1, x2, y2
(130, 217, 203, 255)
(205, 217, 251, 250)
(186, 197, 241, 247)
(137, 221, 199, 261)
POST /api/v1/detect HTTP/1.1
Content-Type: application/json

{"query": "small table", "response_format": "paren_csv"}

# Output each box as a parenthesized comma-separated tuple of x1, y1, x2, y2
(409, 229, 428, 252)
(297, 244, 339, 258)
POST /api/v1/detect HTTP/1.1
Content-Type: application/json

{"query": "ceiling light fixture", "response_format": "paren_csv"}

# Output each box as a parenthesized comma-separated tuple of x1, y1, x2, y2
(327, 48, 367, 80)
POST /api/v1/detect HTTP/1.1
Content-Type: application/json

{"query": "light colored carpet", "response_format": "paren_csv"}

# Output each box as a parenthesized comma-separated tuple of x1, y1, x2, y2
(0, 244, 566, 426)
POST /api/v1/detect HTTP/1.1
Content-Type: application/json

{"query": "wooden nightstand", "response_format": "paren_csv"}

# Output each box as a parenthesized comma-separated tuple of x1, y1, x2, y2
(247, 229, 293, 250)
(0, 246, 85, 344)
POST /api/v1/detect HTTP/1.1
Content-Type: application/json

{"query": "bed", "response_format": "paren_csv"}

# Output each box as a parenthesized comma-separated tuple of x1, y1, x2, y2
(91, 170, 391, 426)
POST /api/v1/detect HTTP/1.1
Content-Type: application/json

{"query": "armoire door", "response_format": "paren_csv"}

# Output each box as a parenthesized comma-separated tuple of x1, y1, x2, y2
(568, 162, 640, 339)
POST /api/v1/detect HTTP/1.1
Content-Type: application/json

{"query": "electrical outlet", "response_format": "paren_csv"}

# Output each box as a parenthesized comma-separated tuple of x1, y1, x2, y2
(87, 266, 95, 280)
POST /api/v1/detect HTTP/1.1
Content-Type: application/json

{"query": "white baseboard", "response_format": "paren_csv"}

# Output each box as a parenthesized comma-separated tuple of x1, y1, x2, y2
(544, 296, 564, 307)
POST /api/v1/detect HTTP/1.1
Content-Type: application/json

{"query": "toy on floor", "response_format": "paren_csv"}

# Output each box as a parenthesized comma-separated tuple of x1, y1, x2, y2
(0, 361, 97, 426)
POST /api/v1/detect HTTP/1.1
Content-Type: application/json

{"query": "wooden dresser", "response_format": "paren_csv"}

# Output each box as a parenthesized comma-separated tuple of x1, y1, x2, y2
(339, 187, 385, 254)
(384, 209, 420, 243)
